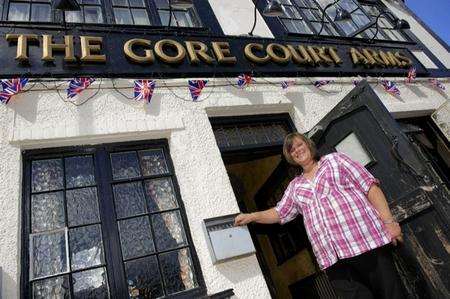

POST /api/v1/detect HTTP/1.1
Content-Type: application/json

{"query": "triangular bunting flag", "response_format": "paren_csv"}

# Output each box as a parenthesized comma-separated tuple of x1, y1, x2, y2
(381, 80, 401, 96)
(188, 80, 208, 101)
(281, 80, 295, 90)
(428, 78, 445, 90)
(0, 77, 28, 104)
(405, 67, 416, 84)
(313, 80, 333, 89)
(237, 74, 255, 88)
(67, 77, 95, 99)
(134, 79, 156, 103)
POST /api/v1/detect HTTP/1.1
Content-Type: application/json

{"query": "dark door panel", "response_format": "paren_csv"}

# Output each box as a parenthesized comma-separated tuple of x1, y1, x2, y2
(308, 81, 450, 298)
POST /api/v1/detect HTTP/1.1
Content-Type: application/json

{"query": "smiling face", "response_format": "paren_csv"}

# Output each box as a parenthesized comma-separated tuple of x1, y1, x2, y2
(289, 137, 314, 167)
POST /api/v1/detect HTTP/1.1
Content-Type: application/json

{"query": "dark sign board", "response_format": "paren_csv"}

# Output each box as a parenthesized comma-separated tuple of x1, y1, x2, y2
(0, 29, 427, 78)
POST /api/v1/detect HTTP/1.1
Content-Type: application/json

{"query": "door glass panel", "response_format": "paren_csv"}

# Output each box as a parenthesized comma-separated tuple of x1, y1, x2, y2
(72, 267, 109, 299)
(125, 255, 164, 298)
(31, 191, 65, 233)
(113, 181, 147, 219)
(30, 229, 68, 279)
(335, 132, 373, 166)
(118, 216, 155, 259)
(159, 248, 197, 294)
(66, 187, 100, 227)
(152, 211, 186, 251)
(32, 275, 70, 299)
(69, 225, 105, 271)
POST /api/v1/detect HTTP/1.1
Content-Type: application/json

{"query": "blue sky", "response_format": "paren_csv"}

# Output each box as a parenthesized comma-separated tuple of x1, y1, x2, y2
(406, 0, 450, 46)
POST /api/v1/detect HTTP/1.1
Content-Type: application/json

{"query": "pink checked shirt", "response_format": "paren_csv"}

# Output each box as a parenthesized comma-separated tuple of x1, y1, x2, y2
(276, 152, 391, 270)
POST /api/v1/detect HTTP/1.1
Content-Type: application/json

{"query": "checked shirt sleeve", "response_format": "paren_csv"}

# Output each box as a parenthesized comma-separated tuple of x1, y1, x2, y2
(275, 180, 300, 224)
(336, 152, 380, 195)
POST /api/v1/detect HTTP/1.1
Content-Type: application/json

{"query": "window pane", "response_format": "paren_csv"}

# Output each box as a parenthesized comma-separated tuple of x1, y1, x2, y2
(33, 275, 70, 299)
(82, 0, 101, 4)
(125, 256, 164, 298)
(338, 0, 358, 11)
(31, 191, 65, 233)
(152, 211, 187, 251)
(70, 225, 105, 271)
(132, 9, 150, 25)
(114, 7, 133, 24)
(66, 187, 100, 227)
(129, 0, 145, 7)
(31, 4, 51, 22)
(72, 267, 109, 299)
(31, 230, 68, 279)
(335, 133, 373, 166)
(32, 159, 64, 193)
(158, 10, 175, 26)
(8, 2, 30, 21)
(144, 178, 177, 212)
(65, 156, 95, 188)
(65, 10, 82, 23)
(139, 149, 169, 176)
(283, 6, 301, 19)
(352, 10, 370, 27)
(159, 248, 197, 294)
(292, 19, 313, 34)
(84, 6, 103, 23)
(111, 151, 141, 180)
(113, 181, 147, 219)
(118, 216, 155, 260)
(112, 0, 127, 5)
(154, 0, 169, 8)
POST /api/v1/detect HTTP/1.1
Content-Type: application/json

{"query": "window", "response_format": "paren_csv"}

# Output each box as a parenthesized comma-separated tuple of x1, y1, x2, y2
(112, 0, 151, 25)
(154, 0, 202, 27)
(270, 0, 407, 41)
(7, 0, 52, 22)
(22, 141, 204, 298)
(65, 0, 104, 23)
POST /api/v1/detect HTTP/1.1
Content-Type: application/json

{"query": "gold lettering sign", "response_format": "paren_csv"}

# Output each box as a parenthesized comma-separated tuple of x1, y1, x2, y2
(123, 38, 154, 63)
(154, 39, 186, 64)
(3, 33, 416, 72)
(80, 36, 106, 62)
(6, 34, 39, 61)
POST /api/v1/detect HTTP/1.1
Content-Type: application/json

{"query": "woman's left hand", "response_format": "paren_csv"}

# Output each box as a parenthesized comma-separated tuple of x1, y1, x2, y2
(385, 222, 403, 246)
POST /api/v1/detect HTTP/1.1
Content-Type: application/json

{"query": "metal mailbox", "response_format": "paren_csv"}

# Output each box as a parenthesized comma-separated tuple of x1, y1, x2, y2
(203, 214, 256, 264)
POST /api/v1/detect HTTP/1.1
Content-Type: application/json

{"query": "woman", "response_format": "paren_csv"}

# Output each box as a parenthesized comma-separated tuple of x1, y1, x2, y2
(235, 132, 405, 299)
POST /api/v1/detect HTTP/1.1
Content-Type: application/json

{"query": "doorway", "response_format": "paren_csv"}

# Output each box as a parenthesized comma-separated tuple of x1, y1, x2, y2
(210, 114, 336, 299)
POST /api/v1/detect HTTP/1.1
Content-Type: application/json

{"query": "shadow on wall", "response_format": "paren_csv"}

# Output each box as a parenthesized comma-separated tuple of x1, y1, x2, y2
(215, 255, 264, 285)
(0, 267, 18, 299)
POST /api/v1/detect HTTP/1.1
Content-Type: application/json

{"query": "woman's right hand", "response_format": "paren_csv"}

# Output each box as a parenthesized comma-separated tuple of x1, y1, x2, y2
(234, 213, 254, 226)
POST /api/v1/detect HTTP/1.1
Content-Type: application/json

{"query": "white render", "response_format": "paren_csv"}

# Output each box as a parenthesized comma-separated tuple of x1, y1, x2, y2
(0, 77, 448, 299)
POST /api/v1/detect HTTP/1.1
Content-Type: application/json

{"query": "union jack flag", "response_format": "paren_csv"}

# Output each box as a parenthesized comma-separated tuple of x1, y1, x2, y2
(0, 77, 28, 104)
(134, 79, 156, 103)
(428, 78, 445, 90)
(405, 67, 416, 84)
(281, 80, 295, 90)
(381, 80, 401, 96)
(313, 80, 332, 89)
(237, 74, 255, 88)
(188, 80, 208, 101)
(67, 77, 95, 99)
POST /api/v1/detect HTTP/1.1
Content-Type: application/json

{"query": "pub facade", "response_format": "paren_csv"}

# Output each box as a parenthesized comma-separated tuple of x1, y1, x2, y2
(0, 0, 449, 298)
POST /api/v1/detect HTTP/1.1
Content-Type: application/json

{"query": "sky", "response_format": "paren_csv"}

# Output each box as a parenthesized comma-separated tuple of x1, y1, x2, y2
(406, 0, 450, 47)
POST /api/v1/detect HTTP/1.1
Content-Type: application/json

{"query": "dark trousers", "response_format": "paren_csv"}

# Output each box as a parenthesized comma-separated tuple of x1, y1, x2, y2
(326, 246, 406, 299)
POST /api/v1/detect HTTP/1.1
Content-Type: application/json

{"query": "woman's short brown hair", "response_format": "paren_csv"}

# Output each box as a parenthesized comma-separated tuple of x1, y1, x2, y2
(283, 132, 319, 166)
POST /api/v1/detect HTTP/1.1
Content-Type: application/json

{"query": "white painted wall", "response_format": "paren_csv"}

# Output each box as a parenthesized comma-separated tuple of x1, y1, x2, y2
(208, 0, 274, 38)
(0, 77, 448, 299)
(383, 0, 450, 69)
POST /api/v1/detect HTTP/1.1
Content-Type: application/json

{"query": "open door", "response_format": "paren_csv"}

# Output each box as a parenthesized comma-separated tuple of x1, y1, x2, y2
(308, 81, 450, 298)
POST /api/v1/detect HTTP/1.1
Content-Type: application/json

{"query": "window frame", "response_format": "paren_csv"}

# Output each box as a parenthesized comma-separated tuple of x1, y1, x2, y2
(1, 0, 223, 35)
(258, 0, 412, 44)
(21, 139, 206, 299)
